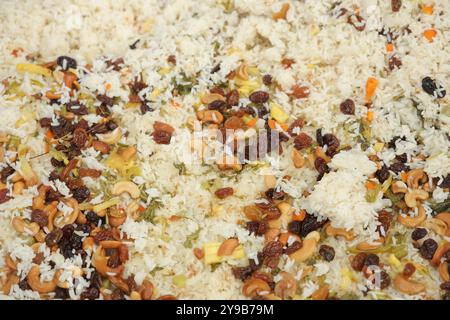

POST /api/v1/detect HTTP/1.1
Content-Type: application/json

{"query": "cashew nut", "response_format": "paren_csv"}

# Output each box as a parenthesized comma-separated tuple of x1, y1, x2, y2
(108, 208, 127, 227)
(439, 262, 449, 282)
(82, 237, 94, 251)
(404, 189, 428, 208)
(99, 240, 123, 249)
(435, 212, 450, 237)
(421, 218, 447, 236)
(431, 242, 450, 267)
(356, 237, 385, 251)
(97, 127, 122, 144)
(27, 265, 57, 293)
(406, 169, 426, 189)
(12, 181, 25, 196)
(393, 274, 426, 295)
(12, 217, 40, 236)
(289, 231, 320, 263)
(5, 255, 18, 270)
(264, 174, 277, 189)
(44, 201, 58, 232)
(2, 274, 19, 295)
(139, 279, 154, 300)
(269, 202, 294, 229)
(217, 238, 239, 256)
(111, 181, 140, 199)
(92, 246, 124, 277)
(53, 198, 80, 229)
(292, 149, 305, 168)
(274, 271, 297, 300)
(391, 180, 407, 194)
(217, 155, 242, 171)
(236, 63, 249, 81)
(243, 205, 263, 221)
(397, 204, 426, 228)
(119, 146, 137, 161)
(264, 228, 280, 243)
(200, 93, 225, 105)
(325, 224, 356, 241)
(130, 291, 142, 300)
(32, 185, 50, 210)
(311, 285, 329, 300)
(196, 110, 224, 125)
(242, 278, 271, 297)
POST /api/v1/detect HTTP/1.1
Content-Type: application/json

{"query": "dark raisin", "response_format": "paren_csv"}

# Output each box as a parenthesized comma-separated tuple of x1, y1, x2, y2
(106, 120, 118, 131)
(66, 101, 88, 116)
(265, 188, 285, 201)
(214, 187, 234, 199)
(140, 103, 153, 115)
(314, 157, 330, 176)
(72, 186, 90, 203)
(364, 254, 380, 266)
(106, 58, 124, 71)
(262, 74, 273, 86)
(45, 228, 63, 247)
(39, 117, 52, 128)
(107, 249, 120, 268)
(261, 241, 283, 268)
(419, 239, 438, 260)
(422, 76, 446, 98)
(322, 134, 340, 156)
(167, 55, 176, 65)
(54, 287, 70, 300)
(0, 166, 15, 183)
(76, 224, 90, 234)
(96, 94, 114, 106)
(152, 130, 172, 144)
(111, 288, 125, 300)
(388, 56, 402, 71)
(90, 271, 102, 289)
(208, 100, 227, 112)
(294, 132, 313, 150)
(80, 287, 99, 300)
(395, 153, 408, 163)
(439, 174, 450, 188)
(375, 165, 390, 183)
(377, 210, 393, 235)
(351, 253, 367, 271)
(86, 211, 100, 225)
(94, 229, 114, 243)
(402, 263, 416, 278)
(232, 266, 253, 281)
(72, 128, 88, 149)
(31, 209, 48, 228)
(376, 270, 391, 289)
(246, 221, 268, 236)
(339, 99, 355, 115)
(45, 188, 61, 203)
(411, 228, 427, 241)
(316, 128, 324, 146)
(284, 241, 302, 255)
(0, 189, 11, 204)
(57, 56, 77, 71)
(50, 157, 64, 167)
(249, 91, 269, 104)
(389, 162, 408, 173)
(319, 245, 335, 262)
(391, 0, 402, 12)
(18, 278, 31, 291)
(440, 281, 450, 291)
(210, 87, 225, 96)
(287, 221, 302, 235)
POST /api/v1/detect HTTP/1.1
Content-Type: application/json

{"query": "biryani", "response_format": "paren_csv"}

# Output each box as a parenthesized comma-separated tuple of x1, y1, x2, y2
(0, 0, 449, 300)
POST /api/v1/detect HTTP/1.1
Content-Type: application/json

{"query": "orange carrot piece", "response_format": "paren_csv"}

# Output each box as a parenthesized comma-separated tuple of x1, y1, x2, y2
(365, 77, 378, 102)
(247, 118, 258, 127)
(46, 130, 54, 139)
(386, 43, 394, 52)
(45, 91, 61, 100)
(365, 181, 377, 190)
(268, 119, 277, 130)
(63, 72, 77, 89)
(422, 5, 433, 15)
(367, 110, 374, 122)
(401, 172, 408, 182)
(423, 29, 437, 42)
(292, 210, 306, 221)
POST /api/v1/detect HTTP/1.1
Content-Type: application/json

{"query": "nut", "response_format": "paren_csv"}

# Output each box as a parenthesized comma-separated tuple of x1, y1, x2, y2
(139, 279, 154, 300)
(12, 181, 25, 196)
(292, 149, 305, 168)
(236, 63, 249, 81)
(391, 180, 407, 194)
(435, 212, 450, 236)
(111, 181, 140, 199)
(53, 198, 80, 229)
(431, 241, 450, 267)
(217, 238, 239, 256)
(421, 218, 447, 236)
(82, 237, 94, 251)
(393, 274, 426, 295)
(288, 231, 319, 263)
(404, 189, 428, 208)
(397, 204, 426, 228)
(32, 185, 50, 210)
(264, 228, 281, 243)
(92, 246, 124, 277)
(97, 127, 122, 144)
(130, 291, 142, 300)
(325, 224, 356, 241)
(44, 201, 58, 231)
(217, 155, 242, 171)
(311, 285, 329, 300)
(406, 169, 426, 189)
(108, 208, 127, 227)
(196, 109, 224, 124)
(439, 262, 449, 282)
(27, 265, 57, 293)
(242, 278, 271, 297)
(274, 272, 297, 300)
(12, 217, 40, 236)
(118, 146, 137, 161)
(2, 275, 19, 295)
(200, 93, 225, 105)
(264, 174, 277, 189)
(356, 237, 385, 251)
(243, 205, 263, 221)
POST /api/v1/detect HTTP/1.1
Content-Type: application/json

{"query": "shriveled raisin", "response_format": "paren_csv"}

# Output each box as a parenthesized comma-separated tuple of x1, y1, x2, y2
(262, 74, 273, 86)
(97, 94, 114, 106)
(265, 188, 285, 201)
(208, 100, 227, 112)
(284, 241, 302, 255)
(226, 89, 240, 106)
(364, 254, 380, 266)
(111, 288, 125, 300)
(388, 56, 402, 71)
(440, 281, 450, 291)
(287, 118, 304, 136)
(0, 189, 11, 204)
(31, 209, 48, 228)
(39, 117, 52, 128)
(249, 91, 269, 104)
(72, 128, 88, 149)
(214, 187, 234, 199)
(314, 157, 329, 176)
(0, 166, 15, 183)
(94, 229, 114, 243)
(80, 287, 99, 300)
(45, 228, 63, 247)
(411, 228, 427, 241)
(375, 165, 390, 183)
(291, 85, 310, 99)
(210, 87, 225, 96)
(66, 101, 88, 116)
(293, 133, 313, 150)
(419, 239, 438, 260)
(72, 186, 90, 203)
(232, 266, 253, 281)
(339, 99, 355, 115)
(402, 263, 416, 278)
(224, 116, 245, 130)
(376, 210, 393, 235)
(319, 245, 335, 262)
(261, 241, 283, 268)
(389, 162, 408, 173)
(316, 128, 324, 146)
(322, 134, 340, 155)
(351, 253, 368, 271)
(54, 287, 70, 300)
(375, 270, 391, 289)
(152, 130, 172, 144)
(57, 56, 77, 71)
(391, 0, 402, 12)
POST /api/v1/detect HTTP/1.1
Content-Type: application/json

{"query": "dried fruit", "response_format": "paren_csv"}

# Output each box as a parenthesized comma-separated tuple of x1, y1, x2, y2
(249, 91, 269, 104)
(391, 0, 402, 12)
(339, 99, 355, 115)
(319, 245, 335, 262)
(31, 209, 48, 228)
(291, 84, 310, 99)
(214, 187, 234, 199)
(419, 239, 438, 260)
(293, 133, 313, 150)
(351, 253, 368, 271)
(72, 128, 88, 149)
(57, 56, 77, 71)
(411, 228, 427, 241)
(422, 76, 446, 98)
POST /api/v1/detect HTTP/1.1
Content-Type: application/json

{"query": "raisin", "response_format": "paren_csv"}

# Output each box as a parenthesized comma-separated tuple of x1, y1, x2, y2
(375, 165, 390, 183)
(287, 118, 304, 136)
(347, 14, 366, 31)
(94, 229, 114, 243)
(391, 0, 402, 12)
(208, 100, 227, 112)
(419, 239, 438, 260)
(210, 87, 225, 96)
(440, 282, 450, 291)
(31, 209, 48, 228)
(339, 99, 355, 115)
(249, 91, 269, 104)
(167, 55, 176, 65)
(72, 128, 88, 149)
(39, 117, 52, 128)
(265, 188, 285, 201)
(72, 186, 90, 203)
(0, 189, 10, 204)
(152, 130, 172, 144)
(80, 287, 99, 300)
(389, 162, 408, 173)
(351, 253, 368, 271)
(96, 94, 114, 106)
(322, 134, 340, 156)
(376, 270, 391, 289)
(364, 254, 380, 266)
(18, 278, 31, 291)
(50, 157, 64, 168)
(107, 249, 120, 268)
(316, 128, 324, 146)
(106, 120, 118, 131)
(287, 221, 302, 235)
(118, 244, 129, 263)
(140, 103, 154, 115)
(246, 221, 268, 236)
(66, 101, 88, 115)
(111, 288, 125, 300)
(45, 228, 63, 247)
(281, 58, 295, 69)
(319, 245, 335, 262)
(284, 241, 302, 255)
(224, 116, 245, 130)
(411, 228, 427, 241)
(57, 56, 77, 71)
(395, 153, 408, 163)
(439, 174, 450, 188)
(402, 263, 416, 278)
(54, 287, 70, 300)
(293, 133, 313, 150)
(78, 168, 101, 178)
(388, 56, 402, 71)
(214, 187, 234, 199)
(90, 271, 102, 289)
(0, 166, 15, 183)
(377, 210, 393, 235)
(262, 74, 273, 86)
(422, 77, 446, 98)
(291, 85, 310, 99)
(261, 241, 283, 268)
(232, 266, 253, 281)
(314, 157, 329, 176)
(106, 58, 124, 71)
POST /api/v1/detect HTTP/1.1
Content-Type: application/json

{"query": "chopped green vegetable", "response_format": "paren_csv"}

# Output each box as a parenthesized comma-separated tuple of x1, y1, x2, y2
(138, 198, 162, 223)
(431, 197, 450, 214)
(183, 228, 201, 248)
(173, 162, 187, 175)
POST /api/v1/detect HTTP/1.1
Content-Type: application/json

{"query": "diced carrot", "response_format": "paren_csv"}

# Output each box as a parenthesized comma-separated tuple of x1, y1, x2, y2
(45, 91, 61, 100)
(246, 118, 258, 127)
(365, 77, 378, 102)
(268, 119, 277, 130)
(365, 181, 377, 190)
(268, 119, 288, 131)
(292, 210, 306, 221)
(105, 83, 112, 90)
(138, 205, 145, 212)
(63, 72, 77, 89)
(46, 130, 54, 139)
(386, 43, 394, 53)
(279, 233, 290, 245)
(423, 29, 437, 42)
(169, 215, 181, 221)
(401, 172, 408, 182)
(367, 110, 374, 122)
(422, 5, 433, 15)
